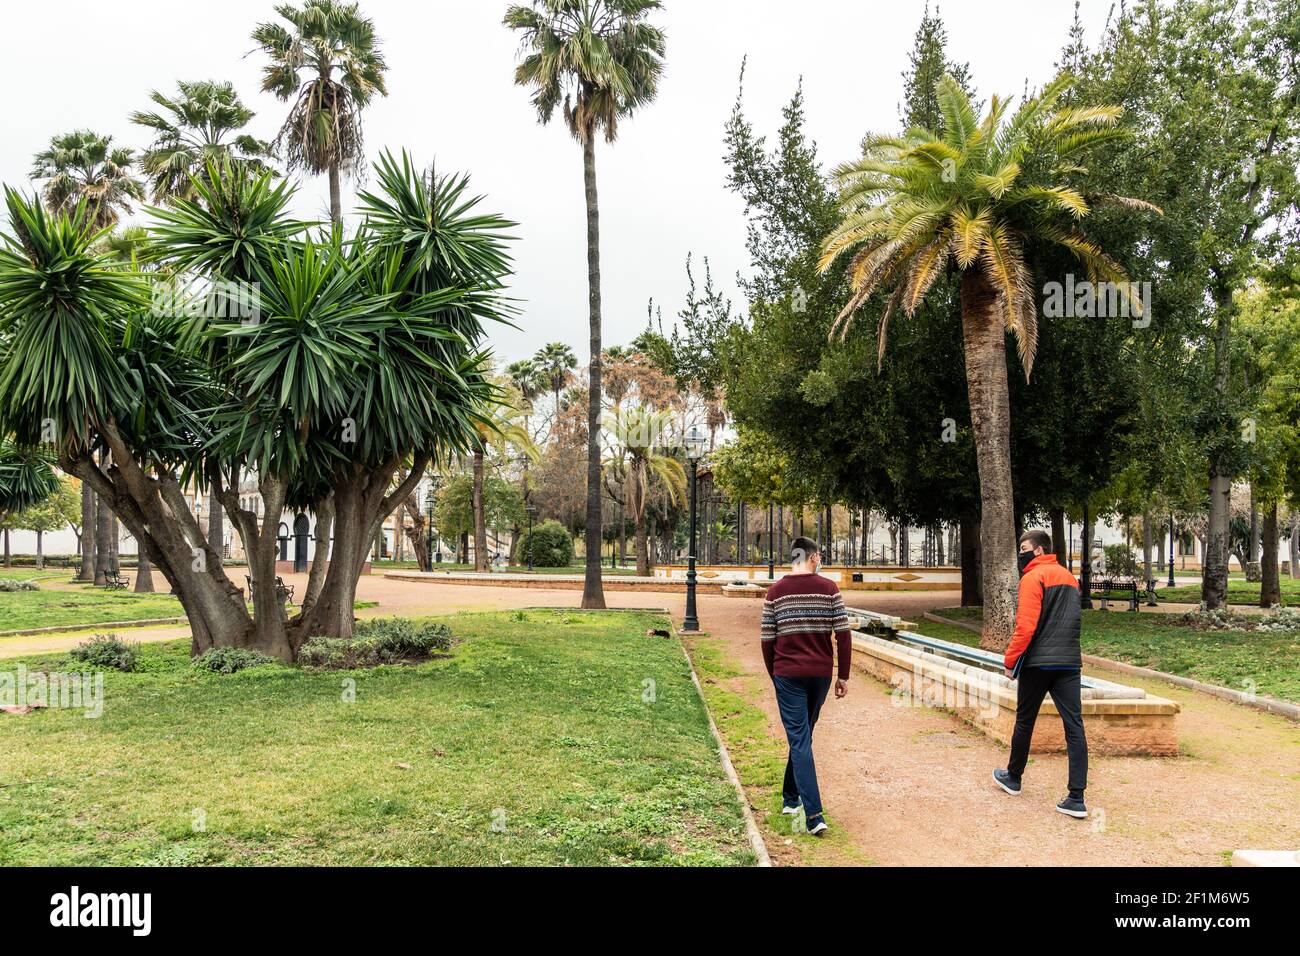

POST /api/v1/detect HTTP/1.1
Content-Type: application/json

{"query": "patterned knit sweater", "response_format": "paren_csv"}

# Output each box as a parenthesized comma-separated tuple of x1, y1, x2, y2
(760, 572, 852, 679)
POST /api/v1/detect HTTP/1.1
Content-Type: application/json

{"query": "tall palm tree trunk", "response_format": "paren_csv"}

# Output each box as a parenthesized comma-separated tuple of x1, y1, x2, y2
(78, 483, 95, 581)
(473, 450, 488, 573)
(960, 269, 1018, 649)
(208, 490, 223, 560)
(135, 548, 155, 593)
(328, 158, 342, 224)
(581, 131, 605, 609)
(94, 491, 111, 586)
(1291, 511, 1299, 579)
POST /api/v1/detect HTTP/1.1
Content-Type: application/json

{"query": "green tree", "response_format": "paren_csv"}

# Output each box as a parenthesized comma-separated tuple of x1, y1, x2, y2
(16, 474, 80, 568)
(130, 80, 273, 203)
(505, 0, 666, 610)
(30, 131, 143, 230)
(252, 0, 389, 223)
(819, 76, 1157, 646)
(533, 342, 578, 426)
(604, 405, 685, 574)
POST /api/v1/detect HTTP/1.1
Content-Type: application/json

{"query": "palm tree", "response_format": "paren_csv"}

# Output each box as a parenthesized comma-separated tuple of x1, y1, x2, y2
(252, 0, 388, 223)
(30, 131, 144, 230)
(506, 0, 666, 609)
(605, 406, 685, 575)
(130, 80, 272, 203)
(820, 75, 1158, 648)
(533, 342, 578, 426)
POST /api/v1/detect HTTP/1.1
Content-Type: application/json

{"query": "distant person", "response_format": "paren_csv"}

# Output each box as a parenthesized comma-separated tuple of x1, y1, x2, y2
(760, 536, 851, 836)
(993, 529, 1089, 819)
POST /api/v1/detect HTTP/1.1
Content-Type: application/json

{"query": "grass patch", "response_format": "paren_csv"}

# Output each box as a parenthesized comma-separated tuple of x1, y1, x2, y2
(1158, 576, 1300, 607)
(925, 606, 1300, 703)
(0, 585, 182, 631)
(0, 568, 68, 584)
(0, 609, 753, 866)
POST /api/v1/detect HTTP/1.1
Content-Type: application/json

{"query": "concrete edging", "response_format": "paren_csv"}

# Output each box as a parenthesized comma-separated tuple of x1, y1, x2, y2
(674, 627, 773, 868)
(0, 617, 187, 638)
(922, 611, 1300, 723)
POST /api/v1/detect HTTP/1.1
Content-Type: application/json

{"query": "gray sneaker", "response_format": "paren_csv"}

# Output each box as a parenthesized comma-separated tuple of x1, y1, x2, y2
(1056, 795, 1088, 819)
(993, 768, 1022, 795)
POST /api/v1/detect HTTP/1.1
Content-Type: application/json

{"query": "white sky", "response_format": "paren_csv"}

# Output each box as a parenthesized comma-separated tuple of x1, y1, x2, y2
(0, 0, 1115, 367)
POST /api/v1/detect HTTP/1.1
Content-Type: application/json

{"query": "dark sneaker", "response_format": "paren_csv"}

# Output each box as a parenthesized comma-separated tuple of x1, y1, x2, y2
(993, 768, 1022, 795)
(805, 815, 828, 836)
(1056, 796, 1088, 819)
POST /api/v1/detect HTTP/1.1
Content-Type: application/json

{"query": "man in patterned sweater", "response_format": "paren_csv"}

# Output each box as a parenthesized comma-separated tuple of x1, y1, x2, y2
(760, 536, 852, 836)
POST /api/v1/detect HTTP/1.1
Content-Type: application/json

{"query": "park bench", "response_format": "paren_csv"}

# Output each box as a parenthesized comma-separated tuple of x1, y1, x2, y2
(101, 571, 130, 591)
(1085, 577, 1139, 612)
(246, 575, 295, 606)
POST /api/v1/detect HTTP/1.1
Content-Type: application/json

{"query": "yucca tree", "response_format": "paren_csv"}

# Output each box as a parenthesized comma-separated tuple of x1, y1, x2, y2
(252, 0, 388, 223)
(506, 0, 666, 608)
(820, 75, 1158, 647)
(30, 131, 144, 230)
(130, 80, 273, 203)
(605, 405, 685, 575)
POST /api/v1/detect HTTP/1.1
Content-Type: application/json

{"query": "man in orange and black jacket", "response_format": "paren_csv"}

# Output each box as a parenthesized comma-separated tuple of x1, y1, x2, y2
(992, 529, 1089, 819)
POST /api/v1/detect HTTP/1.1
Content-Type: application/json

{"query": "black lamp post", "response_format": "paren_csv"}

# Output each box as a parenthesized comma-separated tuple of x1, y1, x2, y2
(683, 426, 706, 632)
(425, 486, 437, 572)
(1080, 500, 1094, 609)
(1168, 514, 1176, 588)
(767, 502, 775, 580)
(526, 504, 537, 572)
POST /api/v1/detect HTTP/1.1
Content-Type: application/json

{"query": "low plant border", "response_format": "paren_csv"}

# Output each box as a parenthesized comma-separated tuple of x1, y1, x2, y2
(921, 610, 1300, 722)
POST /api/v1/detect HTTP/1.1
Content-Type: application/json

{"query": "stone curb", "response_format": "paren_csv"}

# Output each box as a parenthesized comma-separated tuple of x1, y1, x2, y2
(675, 627, 773, 868)
(0, 617, 187, 638)
(922, 611, 1300, 723)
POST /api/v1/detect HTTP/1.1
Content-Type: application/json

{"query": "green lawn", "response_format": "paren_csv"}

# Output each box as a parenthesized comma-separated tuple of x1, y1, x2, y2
(0, 568, 72, 583)
(0, 586, 183, 632)
(926, 606, 1300, 703)
(1158, 576, 1300, 606)
(0, 609, 753, 866)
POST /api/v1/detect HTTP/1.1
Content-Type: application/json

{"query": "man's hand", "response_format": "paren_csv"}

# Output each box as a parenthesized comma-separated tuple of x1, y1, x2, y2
(1004, 667, 1015, 680)
(835, 678, 849, 699)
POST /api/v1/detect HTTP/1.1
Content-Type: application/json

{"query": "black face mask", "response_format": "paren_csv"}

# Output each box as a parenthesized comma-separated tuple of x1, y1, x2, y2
(1017, 550, 1036, 575)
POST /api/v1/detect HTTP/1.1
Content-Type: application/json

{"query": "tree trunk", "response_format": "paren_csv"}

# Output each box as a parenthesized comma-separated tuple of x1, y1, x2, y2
(1050, 507, 1066, 566)
(960, 269, 1018, 649)
(208, 490, 223, 560)
(473, 450, 489, 573)
(328, 162, 342, 225)
(2, 529, 10, 568)
(135, 548, 155, 593)
(94, 489, 111, 586)
(109, 514, 119, 575)
(64, 438, 254, 655)
(35, 530, 43, 569)
(1260, 502, 1280, 608)
(1203, 468, 1231, 608)
(304, 494, 334, 610)
(580, 130, 606, 609)
(1247, 490, 1260, 581)
(78, 482, 95, 580)
(960, 508, 982, 608)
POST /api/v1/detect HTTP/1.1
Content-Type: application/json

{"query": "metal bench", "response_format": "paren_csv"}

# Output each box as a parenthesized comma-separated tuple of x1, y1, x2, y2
(246, 575, 295, 606)
(102, 571, 130, 590)
(1087, 577, 1139, 612)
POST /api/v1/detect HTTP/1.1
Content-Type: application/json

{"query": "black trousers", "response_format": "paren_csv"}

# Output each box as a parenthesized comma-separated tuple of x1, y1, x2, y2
(1007, 666, 1088, 796)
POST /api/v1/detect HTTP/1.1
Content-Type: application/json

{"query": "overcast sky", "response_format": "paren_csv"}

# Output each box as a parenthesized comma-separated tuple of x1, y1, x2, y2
(1, 0, 1116, 367)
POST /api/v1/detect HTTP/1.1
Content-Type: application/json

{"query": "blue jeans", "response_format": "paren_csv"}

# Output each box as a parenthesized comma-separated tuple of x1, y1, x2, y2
(773, 675, 833, 819)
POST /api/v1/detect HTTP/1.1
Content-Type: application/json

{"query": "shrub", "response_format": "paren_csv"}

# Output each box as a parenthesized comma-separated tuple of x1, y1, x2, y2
(192, 647, 278, 674)
(1101, 543, 1139, 578)
(0, 579, 39, 592)
(297, 619, 456, 669)
(1257, 606, 1300, 633)
(68, 634, 138, 672)
(514, 519, 575, 568)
